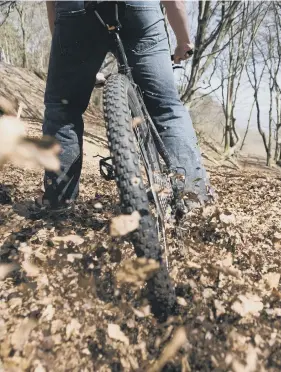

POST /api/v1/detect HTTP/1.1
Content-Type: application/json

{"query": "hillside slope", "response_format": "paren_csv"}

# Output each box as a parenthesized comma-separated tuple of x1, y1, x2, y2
(1, 63, 281, 371)
(190, 94, 267, 159)
(1, 118, 281, 371)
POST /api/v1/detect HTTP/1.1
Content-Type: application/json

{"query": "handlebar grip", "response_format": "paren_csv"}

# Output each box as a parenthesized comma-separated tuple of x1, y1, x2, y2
(171, 49, 194, 61)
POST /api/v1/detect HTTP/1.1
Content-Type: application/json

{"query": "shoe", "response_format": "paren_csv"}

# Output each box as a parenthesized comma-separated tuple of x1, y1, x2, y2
(28, 197, 74, 219)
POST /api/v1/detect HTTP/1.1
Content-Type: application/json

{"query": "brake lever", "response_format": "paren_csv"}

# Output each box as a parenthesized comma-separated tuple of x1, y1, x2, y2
(172, 65, 184, 71)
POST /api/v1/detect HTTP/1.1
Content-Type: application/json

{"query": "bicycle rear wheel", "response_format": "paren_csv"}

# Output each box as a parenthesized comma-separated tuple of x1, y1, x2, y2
(103, 73, 176, 317)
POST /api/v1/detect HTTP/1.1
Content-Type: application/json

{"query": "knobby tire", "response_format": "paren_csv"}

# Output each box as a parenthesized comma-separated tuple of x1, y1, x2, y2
(103, 74, 176, 317)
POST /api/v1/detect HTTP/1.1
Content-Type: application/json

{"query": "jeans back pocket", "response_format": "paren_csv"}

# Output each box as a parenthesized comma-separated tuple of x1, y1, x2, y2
(57, 10, 91, 61)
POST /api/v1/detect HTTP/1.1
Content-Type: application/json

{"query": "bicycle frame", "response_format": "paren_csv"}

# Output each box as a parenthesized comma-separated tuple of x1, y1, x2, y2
(93, 2, 188, 225)
(93, 2, 175, 173)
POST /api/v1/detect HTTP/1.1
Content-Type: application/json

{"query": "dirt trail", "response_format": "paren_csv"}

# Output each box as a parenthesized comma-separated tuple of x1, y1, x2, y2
(1, 117, 281, 372)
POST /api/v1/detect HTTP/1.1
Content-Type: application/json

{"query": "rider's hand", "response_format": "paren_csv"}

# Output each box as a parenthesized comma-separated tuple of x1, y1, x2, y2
(174, 42, 194, 64)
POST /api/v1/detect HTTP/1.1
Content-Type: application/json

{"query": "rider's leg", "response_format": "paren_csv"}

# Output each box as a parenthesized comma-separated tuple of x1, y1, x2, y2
(42, 2, 109, 208)
(122, 1, 211, 204)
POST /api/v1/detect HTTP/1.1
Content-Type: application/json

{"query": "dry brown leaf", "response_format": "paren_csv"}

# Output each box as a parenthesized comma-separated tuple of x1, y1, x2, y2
(214, 300, 226, 317)
(110, 211, 140, 237)
(51, 319, 64, 335)
(263, 272, 280, 290)
(132, 305, 151, 318)
(271, 288, 281, 300)
(9, 297, 22, 309)
(232, 345, 258, 372)
(265, 308, 281, 317)
(203, 288, 215, 299)
(18, 244, 32, 255)
(231, 293, 263, 317)
(67, 253, 83, 263)
(0, 96, 17, 116)
(94, 202, 103, 210)
(211, 259, 241, 279)
(132, 117, 142, 128)
(0, 116, 25, 163)
(53, 234, 84, 246)
(22, 260, 40, 277)
(0, 116, 60, 171)
(273, 231, 281, 242)
(0, 319, 7, 341)
(65, 319, 81, 341)
(219, 212, 236, 225)
(108, 324, 129, 346)
(11, 317, 37, 351)
(186, 261, 201, 269)
(11, 136, 60, 172)
(177, 297, 188, 307)
(158, 187, 172, 198)
(0, 263, 19, 281)
(116, 257, 160, 287)
(33, 360, 46, 372)
(147, 327, 187, 372)
(202, 205, 219, 218)
(41, 304, 55, 322)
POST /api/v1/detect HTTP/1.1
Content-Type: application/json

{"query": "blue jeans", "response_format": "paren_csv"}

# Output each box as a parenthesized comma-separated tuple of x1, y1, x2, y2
(43, 0, 210, 206)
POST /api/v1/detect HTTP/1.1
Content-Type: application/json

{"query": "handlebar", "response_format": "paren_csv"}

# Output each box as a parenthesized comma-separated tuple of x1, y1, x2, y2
(171, 49, 194, 62)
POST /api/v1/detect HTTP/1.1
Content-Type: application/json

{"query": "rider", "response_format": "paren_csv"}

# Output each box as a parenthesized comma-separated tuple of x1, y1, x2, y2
(32, 0, 212, 215)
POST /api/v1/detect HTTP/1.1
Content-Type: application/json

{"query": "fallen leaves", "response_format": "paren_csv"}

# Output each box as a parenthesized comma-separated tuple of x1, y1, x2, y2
(132, 305, 151, 318)
(0, 96, 17, 116)
(65, 319, 81, 341)
(147, 327, 187, 372)
(219, 211, 236, 225)
(0, 263, 19, 280)
(22, 260, 40, 277)
(132, 117, 142, 129)
(231, 345, 259, 372)
(116, 257, 160, 287)
(0, 319, 7, 341)
(0, 116, 25, 164)
(177, 297, 188, 307)
(110, 211, 141, 237)
(108, 324, 129, 346)
(53, 234, 84, 246)
(231, 293, 264, 317)
(12, 136, 61, 172)
(0, 114, 60, 171)
(11, 317, 37, 351)
(94, 202, 103, 210)
(214, 299, 226, 317)
(67, 253, 83, 263)
(33, 360, 46, 372)
(263, 272, 280, 290)
(1, 113, 281, 372)
(41, 304, 55, 322)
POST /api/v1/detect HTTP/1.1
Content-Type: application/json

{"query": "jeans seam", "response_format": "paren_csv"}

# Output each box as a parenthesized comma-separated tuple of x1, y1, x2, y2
(131, 34, 166, 54)
(126, 6, 159, 10)
(57, 9, 86, 19)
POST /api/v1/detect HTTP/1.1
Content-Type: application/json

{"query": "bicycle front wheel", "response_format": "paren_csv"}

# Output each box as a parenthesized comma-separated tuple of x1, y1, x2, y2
(103, 73, 176, 317)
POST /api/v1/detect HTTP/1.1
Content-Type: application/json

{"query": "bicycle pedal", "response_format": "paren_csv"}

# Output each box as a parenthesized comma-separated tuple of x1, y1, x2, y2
(99, 157, 115, 181)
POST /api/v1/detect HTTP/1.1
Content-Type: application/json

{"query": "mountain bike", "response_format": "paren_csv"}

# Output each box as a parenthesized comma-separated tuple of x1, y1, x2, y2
(93, 1, 193, 318)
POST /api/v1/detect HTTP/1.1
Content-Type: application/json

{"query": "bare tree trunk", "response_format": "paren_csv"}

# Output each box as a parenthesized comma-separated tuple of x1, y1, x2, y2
(267, 77, 274, 166)
(4, 36, 11, 64)
(249, 46, 268, 157)
(240, 99, 255, 151)
(15, 3, 28, 68)
(274, 87, 281, 161)
(181, 1, 241, 104)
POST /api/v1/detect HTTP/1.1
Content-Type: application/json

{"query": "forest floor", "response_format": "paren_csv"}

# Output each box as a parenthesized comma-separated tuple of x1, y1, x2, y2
(1, 117, 281, 372)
